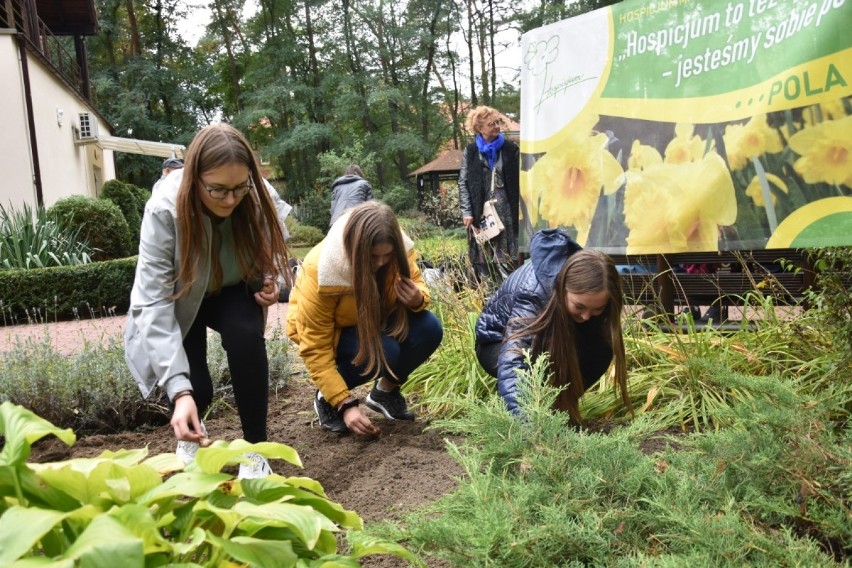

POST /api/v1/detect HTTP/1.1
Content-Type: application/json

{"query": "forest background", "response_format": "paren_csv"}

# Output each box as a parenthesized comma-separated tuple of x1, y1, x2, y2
(88, 0, 618, 209)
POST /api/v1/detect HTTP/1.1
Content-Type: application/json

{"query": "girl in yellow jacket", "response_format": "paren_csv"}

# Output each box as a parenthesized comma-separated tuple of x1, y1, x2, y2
(286, 201, 443, 435)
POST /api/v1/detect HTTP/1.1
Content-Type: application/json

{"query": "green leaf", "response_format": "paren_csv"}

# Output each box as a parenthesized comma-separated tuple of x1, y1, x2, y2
(138, 470, 232, 504)
(193, 440, 302, 474)
(206, 533, 298, 568)
(0, 465, 80, 513)
(170, 525, 207, 557)
(242, 479, 363, 530)
(141, 452, 186, 475)
(109, 504, 173, 555)
(191, 497, 248, 536)
(231, 501, 334, 550)
(347, 530, 424, 564)
(33, 458, 164, 507)
(0, 402, 75, 467)
(63, 515, 144, 567)
(8, 558, 74, 567)
(0, 506, 69, 563)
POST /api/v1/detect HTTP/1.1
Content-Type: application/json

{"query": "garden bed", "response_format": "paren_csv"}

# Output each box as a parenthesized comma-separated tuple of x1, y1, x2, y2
(26, 370, 462, 567)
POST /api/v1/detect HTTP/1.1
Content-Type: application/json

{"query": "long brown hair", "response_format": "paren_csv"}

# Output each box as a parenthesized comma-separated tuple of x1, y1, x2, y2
(174, 123, 290, 297)
(343, 201, 411, 380)
(513, 250, 631, 423)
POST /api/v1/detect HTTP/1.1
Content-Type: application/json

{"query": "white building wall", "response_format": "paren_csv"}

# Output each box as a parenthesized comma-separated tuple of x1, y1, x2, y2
(0, 32, 38, 210)
(27, 57, 113, 207)
(0, 30, 115, 211)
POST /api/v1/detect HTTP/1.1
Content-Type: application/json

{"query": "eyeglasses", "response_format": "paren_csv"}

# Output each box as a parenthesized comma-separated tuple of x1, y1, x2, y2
(486, 119, 504, 128)
(202, 178, 254, 200)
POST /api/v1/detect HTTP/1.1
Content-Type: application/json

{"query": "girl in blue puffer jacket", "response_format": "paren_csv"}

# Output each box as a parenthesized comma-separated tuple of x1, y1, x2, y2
(475, 229, 632, 423)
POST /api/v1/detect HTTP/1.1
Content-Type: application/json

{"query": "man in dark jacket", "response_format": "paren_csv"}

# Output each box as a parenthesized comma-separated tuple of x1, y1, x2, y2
(475, 229, 614, 414)
(329, 165, 374, 224)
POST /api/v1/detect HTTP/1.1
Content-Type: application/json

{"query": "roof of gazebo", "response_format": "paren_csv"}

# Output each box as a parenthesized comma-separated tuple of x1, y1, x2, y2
(408, 149, 463, 177)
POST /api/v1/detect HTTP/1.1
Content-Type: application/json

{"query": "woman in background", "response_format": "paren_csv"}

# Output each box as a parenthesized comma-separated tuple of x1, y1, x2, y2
(329, 164, 374, 225)
(458, 105, 521, 281)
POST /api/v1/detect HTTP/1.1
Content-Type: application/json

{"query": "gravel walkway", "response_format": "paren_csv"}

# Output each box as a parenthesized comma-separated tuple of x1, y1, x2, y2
(0, 303, 289, 355)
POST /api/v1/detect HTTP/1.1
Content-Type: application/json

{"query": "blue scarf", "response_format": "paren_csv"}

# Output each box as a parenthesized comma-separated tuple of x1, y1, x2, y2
(475, 133, 505, 169)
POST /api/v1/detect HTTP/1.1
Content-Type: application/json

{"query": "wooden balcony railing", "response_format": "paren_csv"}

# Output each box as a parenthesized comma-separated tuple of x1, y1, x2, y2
(1, 0, 86, 98)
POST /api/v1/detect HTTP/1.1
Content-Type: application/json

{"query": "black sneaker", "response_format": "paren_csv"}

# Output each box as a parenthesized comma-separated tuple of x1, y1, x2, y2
(366, 383, 415, 421)
(313, 391, 348, 433)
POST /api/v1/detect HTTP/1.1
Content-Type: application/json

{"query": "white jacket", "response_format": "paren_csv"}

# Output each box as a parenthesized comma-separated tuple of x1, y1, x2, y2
(124, 169, 290, 400)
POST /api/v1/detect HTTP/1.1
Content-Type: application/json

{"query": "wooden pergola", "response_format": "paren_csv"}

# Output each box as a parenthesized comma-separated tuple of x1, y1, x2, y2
(408, 149, 463, 206)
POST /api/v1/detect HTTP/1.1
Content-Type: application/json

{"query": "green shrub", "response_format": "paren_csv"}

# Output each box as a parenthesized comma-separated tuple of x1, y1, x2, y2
(48, 196, 133, 260)
(100, 180, 143, 247)
(382, 363, 847, 567)
(0, 203, 92, 270)
(295, 192, 331, 233)
(284, 213, 299, 237)
(420, 184, 461, 229)
(127, 182, 151, 211)
(416, 235, 467, 267)
(0, 324, 294, 433)
(398, 214, 441, 239)
(403, 275, 491, 417)
(807, 247, 852, 366)
(377, 183, 417, 214)
(405, 266, 848, 429)
(316, 143, 377, 190)
(289, 223, 324, 247)
(0, 337, 159, 433)
(0, 257, 136, 324)
(0, 402, 419, 566)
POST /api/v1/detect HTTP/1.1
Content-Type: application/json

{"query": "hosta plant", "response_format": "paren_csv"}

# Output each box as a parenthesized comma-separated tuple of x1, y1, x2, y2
(0, 401, 420, 567)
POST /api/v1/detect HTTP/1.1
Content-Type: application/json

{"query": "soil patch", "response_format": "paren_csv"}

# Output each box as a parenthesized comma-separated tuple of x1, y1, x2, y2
(28, 371, 462, 567)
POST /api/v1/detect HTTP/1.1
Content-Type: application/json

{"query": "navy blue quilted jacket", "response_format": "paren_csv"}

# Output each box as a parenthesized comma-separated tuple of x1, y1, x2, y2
(475, 229, 612, 414)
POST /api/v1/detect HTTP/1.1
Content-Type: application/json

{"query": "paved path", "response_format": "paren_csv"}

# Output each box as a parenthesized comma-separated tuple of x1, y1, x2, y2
(0, 303, 289, 356)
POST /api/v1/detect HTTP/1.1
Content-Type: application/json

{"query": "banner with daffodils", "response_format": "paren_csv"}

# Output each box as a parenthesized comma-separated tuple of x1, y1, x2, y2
(520, 0, 851, 254)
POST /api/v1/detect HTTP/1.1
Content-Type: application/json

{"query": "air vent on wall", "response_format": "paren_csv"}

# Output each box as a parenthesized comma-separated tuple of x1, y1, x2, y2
(76, 112, 98, 142)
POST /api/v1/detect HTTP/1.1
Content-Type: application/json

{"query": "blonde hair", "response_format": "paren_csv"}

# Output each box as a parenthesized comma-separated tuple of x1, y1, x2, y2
(174, 123, 290, 297)
(465, 105, 500, 136)
(513, 249, 631, 423)
(343, 201, 411, 380)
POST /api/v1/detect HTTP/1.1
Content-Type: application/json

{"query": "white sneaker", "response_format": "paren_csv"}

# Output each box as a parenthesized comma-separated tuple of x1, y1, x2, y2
(238, 452, 273, 480)
(175, 421, 208, 465)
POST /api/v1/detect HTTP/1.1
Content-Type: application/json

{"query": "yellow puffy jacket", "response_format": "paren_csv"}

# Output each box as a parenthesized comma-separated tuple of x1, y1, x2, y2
(285, 211, 430, 408)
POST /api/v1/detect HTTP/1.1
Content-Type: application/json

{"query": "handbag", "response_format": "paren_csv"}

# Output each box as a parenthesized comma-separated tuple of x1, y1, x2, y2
(474, 170, 505, 245)
(475, 199, 504, 244)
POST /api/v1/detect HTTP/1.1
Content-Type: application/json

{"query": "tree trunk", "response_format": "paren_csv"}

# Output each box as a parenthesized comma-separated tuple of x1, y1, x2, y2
(123, 0, 140, 57)
(465, 0, 478, 106)
(212, 0, 242, 112)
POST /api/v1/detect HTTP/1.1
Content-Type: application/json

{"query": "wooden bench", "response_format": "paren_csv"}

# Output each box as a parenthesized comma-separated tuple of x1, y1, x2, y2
(609, 249, 816, 324)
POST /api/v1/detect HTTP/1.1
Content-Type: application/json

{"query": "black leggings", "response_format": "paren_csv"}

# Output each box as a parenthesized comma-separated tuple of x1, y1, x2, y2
(183, 283, 268, 442)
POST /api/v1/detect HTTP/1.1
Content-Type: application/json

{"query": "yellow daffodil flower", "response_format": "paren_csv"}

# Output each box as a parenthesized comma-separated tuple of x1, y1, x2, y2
(622, 152, 737, 254)
(803, 99, 849, 125)
(664, 123, 706, 164)
(723, 114, 784, 171)
(532, 115, 624, 245)
(788, 115, 852, 187)
(627, 140, 662, 171)
(745, 173, 789, 206)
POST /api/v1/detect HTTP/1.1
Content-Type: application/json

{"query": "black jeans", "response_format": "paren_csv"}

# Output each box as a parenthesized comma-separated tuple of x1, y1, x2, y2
(183, 283, 268, 442)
